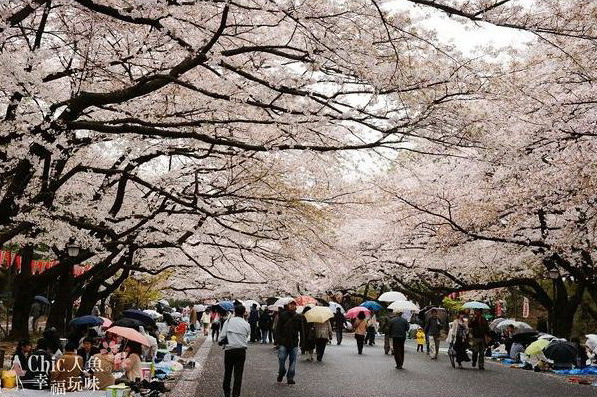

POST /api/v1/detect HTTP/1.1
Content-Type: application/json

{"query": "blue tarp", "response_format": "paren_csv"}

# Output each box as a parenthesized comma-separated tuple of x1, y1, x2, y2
(553, 367, 597, 375)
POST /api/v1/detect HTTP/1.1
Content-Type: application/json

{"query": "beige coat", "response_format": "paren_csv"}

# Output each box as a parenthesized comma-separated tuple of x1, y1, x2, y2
(123, 353, 142, 381)
(90, 353, 115, 390)
(50, 352, 84, 392)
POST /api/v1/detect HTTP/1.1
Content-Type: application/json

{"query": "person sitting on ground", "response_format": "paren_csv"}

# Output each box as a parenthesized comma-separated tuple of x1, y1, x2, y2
(11, 339, 32, 376)
(571, 337, 588, 369)
(89, 350, 115, 390)
(21, 339, 53, 389)
(77, 337, 100, 367)
(122, 342, 143, 382)
(51, 342, 84, 392)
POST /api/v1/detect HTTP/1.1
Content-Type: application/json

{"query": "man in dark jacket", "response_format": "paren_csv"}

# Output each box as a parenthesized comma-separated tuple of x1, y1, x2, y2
(469, 309, 490, 370)
(333, 308, 346, 345)
(388, 311, 410, 369)
(275, 301, 303, 385)
(258, 310, 272, 344)
(424, 309, 443, 359)
(248, 304, 260, 342)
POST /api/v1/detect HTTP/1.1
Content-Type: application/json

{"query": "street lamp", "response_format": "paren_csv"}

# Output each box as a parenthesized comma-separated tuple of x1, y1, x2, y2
(548, 268, 560, 335)
(65, 243, 80, 257)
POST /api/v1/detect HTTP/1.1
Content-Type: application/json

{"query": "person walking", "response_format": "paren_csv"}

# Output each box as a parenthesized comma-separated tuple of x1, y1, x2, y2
(258, 310, 273, 344)
(354, 311, 368, 355)
(388, 310, 410, 369)
(248, 304, 260, 343)
(379, 311, 395, 355)
(424, 309, 443, 359)
(365, 312, 378, 346)
(301, 307, 316, 361)
(219, 304, 251, 397)
(313, 319, 333, 361)
(333, 308, 346, 345)
(448, 312, 470, 368)
(275, 301, 303, 385)
(469, 309, 490, 370)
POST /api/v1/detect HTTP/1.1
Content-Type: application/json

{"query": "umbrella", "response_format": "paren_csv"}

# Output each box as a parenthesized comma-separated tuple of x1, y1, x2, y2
(525, 339, 550, 356)
(494, 319, 518, 332)
(328, 302, 345, 314)
(99, 317, 112, 328)
(170, 311, 183, 318)
(512, 321, 534, 334)
(360, 301, 383, 311)
(241, 300, 261, 310)
(214, 301, 235, 312)
(544, 340, 578, 364)
(107, 326, 150, 346)
(294, 296, 317, 306)
(462, 301, 491, 310)
(538, 333, 556, 341)
(193, 304, 206, 312)
(378, 291, 407, 302)
(489, 318, 507, 332)
(123, 309, 157, 327)
(345, 306, 371, 319)
(142, 309, 163, 320)
(34, 295, 50, 305)
(423, 307, 448, 322)
(111, 318, 144, 330)
(273, 297, 295, 308)
(585, 334, 597, 352)
(70, 315, 104, 328)
(387, 300, 419, 312)
(157, 299, 170, 307)
(304, 306, 334, 323)
(511, 331, 539, 345)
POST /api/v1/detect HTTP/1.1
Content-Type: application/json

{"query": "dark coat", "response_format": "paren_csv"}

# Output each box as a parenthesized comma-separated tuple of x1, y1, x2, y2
(275, 310, 303, 348)
(258, 311, 272, 329)
(388, 316, 410, 339)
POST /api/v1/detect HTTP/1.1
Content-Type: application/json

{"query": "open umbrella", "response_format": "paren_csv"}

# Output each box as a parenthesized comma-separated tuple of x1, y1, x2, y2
(360, 301, 383, 311)
(489, 318, 507, 332)
(462, 301, 491, 310)
(294, 296, 317, 306)
(170, 311, 183, 318)
(273, 297, 295, 308)
(70, 315, 104, 328)
(423, 307, 448, 322)
(378, 291, 407, 302)
(511, 331, 539, 345)
(34, 295, 51, 305)
(111, 318, 144, 330)
(142, 309, 163, 320)
(123, 309, 157, 328)
(387, 300, 419, 312)
(241, 300, 261, 310)
(157, 299, 170, 307)
(512, 321, 534, 333)
(585, 334, 597, 353)
(193, 304, 206, 312)
(107, 326, 150, 346)
(304, 306, 333, 323)
(214, 301, 235, 312)
(345, 306, 371, 319)
(328, 302, 345, 314)
(99, 317, 112, 328)
(544, 340, 578, 365)
(525, 339, 550, 356)
(494, 319, 518, 332)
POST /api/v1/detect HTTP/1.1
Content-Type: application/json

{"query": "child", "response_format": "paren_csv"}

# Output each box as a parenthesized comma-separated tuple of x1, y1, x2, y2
(416, 327, 426, 352)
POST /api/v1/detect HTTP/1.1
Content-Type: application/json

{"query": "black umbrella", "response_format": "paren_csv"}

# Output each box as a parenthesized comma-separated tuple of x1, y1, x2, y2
(544, 341, 578, 365)
(123, 309, 156, 328)
(111, 318, 144, 331)
(424, 307, 448, 323)
(511, 330, 539, 346)
(34, 295, 50, 305)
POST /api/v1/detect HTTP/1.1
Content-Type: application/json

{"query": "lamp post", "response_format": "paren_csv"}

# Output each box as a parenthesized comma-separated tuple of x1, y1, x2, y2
(66, 243, 80, 258)
(548, 268, 560, 335)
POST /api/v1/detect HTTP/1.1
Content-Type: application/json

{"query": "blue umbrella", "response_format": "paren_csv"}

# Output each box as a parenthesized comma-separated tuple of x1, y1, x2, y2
(462, 301, 491, 310)
(70, 315, 103, 328)
(214, 301, 235, 312)
(360, 301, 383, 311)
(34, 295, 50, 305)
(123, 309, 157, 327)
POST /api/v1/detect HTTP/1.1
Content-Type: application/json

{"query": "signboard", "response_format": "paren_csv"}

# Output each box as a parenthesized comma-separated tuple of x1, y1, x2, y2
(522, 297, 530, 318)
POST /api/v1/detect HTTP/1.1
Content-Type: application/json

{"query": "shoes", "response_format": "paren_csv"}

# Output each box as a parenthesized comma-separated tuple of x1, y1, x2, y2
(287, 379, 295, 385)
(479, 366, 485, 370)
(431, 356, 437, 360)
(277, 375, 283, 383)
(395, 366, 403, 369)
(472, 361, 477, 367)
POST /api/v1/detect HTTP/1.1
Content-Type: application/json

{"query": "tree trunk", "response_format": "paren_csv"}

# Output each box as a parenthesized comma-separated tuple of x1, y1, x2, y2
(8, 245, 35, 340)
(76, 282, 101, 317)
(45, 260, 74, 335)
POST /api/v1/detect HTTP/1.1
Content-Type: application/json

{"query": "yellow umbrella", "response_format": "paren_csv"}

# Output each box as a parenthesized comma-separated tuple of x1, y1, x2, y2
(525, 338, 549, 356)
(304, 306, 334, 323)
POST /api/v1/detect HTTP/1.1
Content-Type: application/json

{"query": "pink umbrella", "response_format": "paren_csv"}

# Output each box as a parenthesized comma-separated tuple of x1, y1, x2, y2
(100, 317, 112, 328)
(107, 326, 150, 346)
(345, 307, 371, 319)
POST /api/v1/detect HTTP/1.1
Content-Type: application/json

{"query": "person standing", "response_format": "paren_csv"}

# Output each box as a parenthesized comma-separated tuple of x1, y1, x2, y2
(248, 304, 260, 343)
(258, 310, 272, 344)
(313, 319, 333, 361)
(189, 307, 198, 332)
(275, 301, 303, 385)
(388, 311, 410, 369)
(424, 309, 443, 359)
(353, 312, 368, 355)
(201, 309, 211, 337)
(469, 309, 490, 370)
(219, 304, 251, 397)
(415, 327, 426, 352)
(333, 308, 346, 345)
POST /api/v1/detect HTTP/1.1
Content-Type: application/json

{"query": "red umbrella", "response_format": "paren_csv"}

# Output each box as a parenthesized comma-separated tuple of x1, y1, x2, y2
(345, 307, 371, 319)
(295, 296, 318, 306)
(107, 326, 150, 346)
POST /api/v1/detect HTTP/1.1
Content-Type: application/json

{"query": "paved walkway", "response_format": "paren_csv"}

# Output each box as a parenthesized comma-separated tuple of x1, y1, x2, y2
(190, 337, 597, 397)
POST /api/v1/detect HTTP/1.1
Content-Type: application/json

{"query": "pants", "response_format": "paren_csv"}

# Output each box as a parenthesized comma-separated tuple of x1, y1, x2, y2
(384, 335, 391, 354)
(203, 323, 210, 336)
(315, 338, 328, 361)
(365, 326, 376, 345)
(176, 343, 183, 356)
(392, 338, 406, 368)
(417, 344, 424, 352)
(471, 338, 486, 369)
(190, 323, 196, 332)
(278, 345, 298, 381)
(355, 334, 365, 354)
(336, 328, 343, 345)
(261, 328, 269, 344)
(223, 348, 246, 397)
(429, 335, 440, 358)
(250, 323, 258, 342)
(212, 327, 220, 341)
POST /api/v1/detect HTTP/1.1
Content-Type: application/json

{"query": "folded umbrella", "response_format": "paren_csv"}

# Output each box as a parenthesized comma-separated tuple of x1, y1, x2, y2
(295, 296, 318, 306)
(304, 306, 334, 323)
(462, 301, 491, 310)
(378, 291, 407, 302)
(360, 301, 383, 311)
(544, 340, 578, 365)
(107, 326, 150, 346)
(387, 300, 419, 312)
(70, 315, 104, 328)
(345, 306, 371, 319)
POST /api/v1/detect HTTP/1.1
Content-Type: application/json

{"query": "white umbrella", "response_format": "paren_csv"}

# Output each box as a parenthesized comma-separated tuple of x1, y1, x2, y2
(586, 334, 597, 352)
(241, 300, 261, 310)
(328, 302, 345, 314)
(157, 299, 170, 307)
(194, 304, 206, 312)
(273, 297, 295, 307)
(142, 309, 163, 320)
(170, 311, 182, 318)
(378, 291, 407, 302)
(388, 300, 419, 312)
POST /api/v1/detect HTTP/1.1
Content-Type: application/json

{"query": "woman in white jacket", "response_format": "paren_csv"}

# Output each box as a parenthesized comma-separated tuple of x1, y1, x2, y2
(448, 312, 471, 368)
